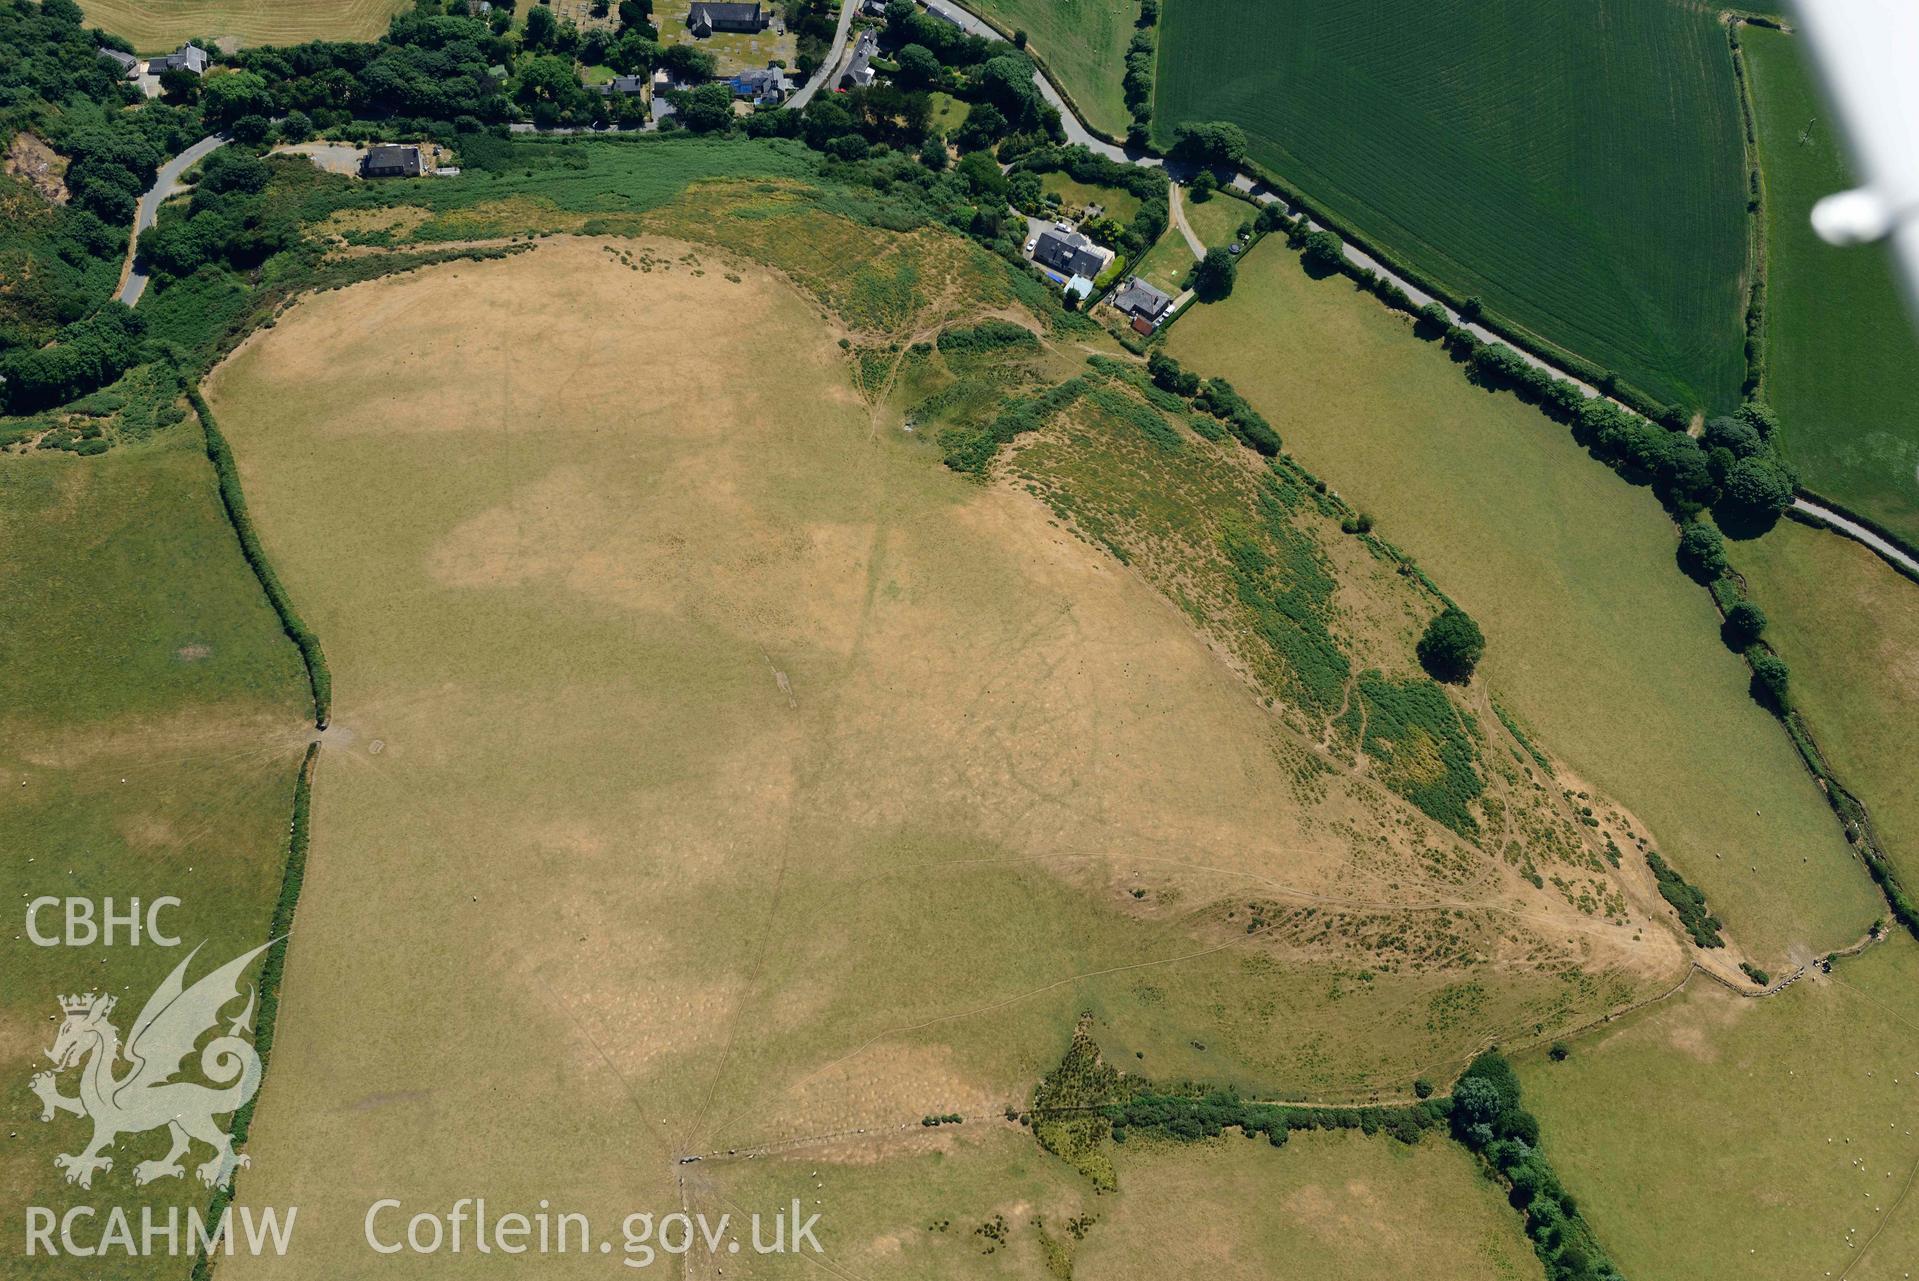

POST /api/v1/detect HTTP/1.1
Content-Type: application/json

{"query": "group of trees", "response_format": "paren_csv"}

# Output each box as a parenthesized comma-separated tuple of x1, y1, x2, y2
(1452, 1053, 1621, 1281)
(1121, 0, 1158, 148)
(0, 0, 204, 359)
(1145, 351, 1281, 455)
(135, 147, 299, 284)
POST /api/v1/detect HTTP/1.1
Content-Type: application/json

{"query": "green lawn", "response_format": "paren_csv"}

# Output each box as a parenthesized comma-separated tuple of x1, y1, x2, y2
(929, 89, 970, 134)
(1520, 933, 1919, 1281)
(1132, 225, 1195, 292)
(970, 0, 1138, 137)
(1155, 0, 1750, 415)
(1167, 239, 1878, 970)
(1039, 171, 1143, 224)
(1744, 25, 1919, 546)
(1734, 520, 1919, 887)
(1179, 188, 1256, 250)
(0, 430, 309, 1260)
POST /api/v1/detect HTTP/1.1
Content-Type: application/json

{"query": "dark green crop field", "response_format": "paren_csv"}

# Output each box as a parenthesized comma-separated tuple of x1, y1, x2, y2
(1744, 25, 1919, 546)
(1154, 0, 1750, 414)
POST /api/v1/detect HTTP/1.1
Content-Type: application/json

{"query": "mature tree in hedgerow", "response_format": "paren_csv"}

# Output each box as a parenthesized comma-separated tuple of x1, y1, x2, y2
(1417, 605, 1485, 683)
(1750, 651, 1790, 710)
(1714, 454, 1795, 536)
(1192, 246, 1236, 301)
(1722, 600, 1768, 649)
(1300, 229, 1345, 275)
(1676, 521, 1727, 583)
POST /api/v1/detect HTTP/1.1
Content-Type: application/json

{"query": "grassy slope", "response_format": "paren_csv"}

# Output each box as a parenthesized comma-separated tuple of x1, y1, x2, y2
(1166, 241, 1877, 969)
(1154, 0, 1749, 413)
(1079, 1131, 1544, 1281)
(970, 0, 1137, 137)
(1519, 933, 1919, 1281)
(1744, 25, 1919, 546)
(0, 432, 308, 1273)
(1735, 521, 1919, 886)
(706, 1126, 1543, 1279)
(80, 0, 408, 51)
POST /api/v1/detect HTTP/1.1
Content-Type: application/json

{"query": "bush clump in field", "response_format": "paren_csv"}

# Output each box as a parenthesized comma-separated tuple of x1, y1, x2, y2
(1646, 850, 1724, 948)
(936, 318, 1040, 355)
(1300, 229, 1346, 275)
(1357, 672, 1484, 836)
(1416, 605, 1485, 683)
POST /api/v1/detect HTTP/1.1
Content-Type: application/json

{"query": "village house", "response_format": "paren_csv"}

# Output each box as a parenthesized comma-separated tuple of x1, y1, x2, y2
(1031, 224, 1115, 282)
(1109, 276, 1175, 329)
(362, 144, 424, 178)
(147, 43, 210, 75)
(728, 66, 794, 103)
(841, 29, 878, 89)
(598, 74, 649, 96)
(685, 2, 766, 36)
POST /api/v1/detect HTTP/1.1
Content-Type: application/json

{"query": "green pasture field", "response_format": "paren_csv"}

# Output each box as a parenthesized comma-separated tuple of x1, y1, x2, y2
(1744, 25, 1919, 546)
(80, 0, 407, 51)
(1735, 521, 1919, 886)
(1154, 0, 1750, 414)
(970, 0, 1138, 137)
(0, 431, 309, 1271)
(1166, 239, 1878, 970)
(1519, 933, 1919, 1281)
(1039, 172, 1143, 224)
(1178, 188, 1256, 249)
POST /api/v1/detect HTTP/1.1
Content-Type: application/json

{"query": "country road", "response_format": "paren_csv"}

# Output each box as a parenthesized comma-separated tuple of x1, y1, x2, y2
(117, 132, 227, 308)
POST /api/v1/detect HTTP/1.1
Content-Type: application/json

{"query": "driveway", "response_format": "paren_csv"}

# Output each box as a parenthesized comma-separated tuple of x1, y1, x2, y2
(273, 141, 368, 175)
(789, 0, 859, 110)
(117, 133, 226, 307)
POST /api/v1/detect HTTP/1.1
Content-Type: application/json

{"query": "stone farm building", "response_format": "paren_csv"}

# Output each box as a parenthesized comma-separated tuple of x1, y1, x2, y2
(686, 2, 766, 35)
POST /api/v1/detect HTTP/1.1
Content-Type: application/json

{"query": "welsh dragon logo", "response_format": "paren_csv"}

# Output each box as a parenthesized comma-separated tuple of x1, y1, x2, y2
(30, 942, 270, 1190)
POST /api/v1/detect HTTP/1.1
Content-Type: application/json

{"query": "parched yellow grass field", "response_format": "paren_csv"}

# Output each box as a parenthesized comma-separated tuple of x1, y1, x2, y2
(81, 0, 407, 52)
(200, 222, 1680, 1275)
(699, 1125, 1543, 1279)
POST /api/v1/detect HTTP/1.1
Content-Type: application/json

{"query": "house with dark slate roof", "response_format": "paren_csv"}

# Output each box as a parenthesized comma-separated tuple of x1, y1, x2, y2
(599, 74, 649, 95)
(148, 44, 209, 75)
(97, 47, 140, 77)
(363, 144, 424, 178)
(1031, 225, 1114, 281)
(1110, 277, 1174, 326)
(686, 2, 766, 35)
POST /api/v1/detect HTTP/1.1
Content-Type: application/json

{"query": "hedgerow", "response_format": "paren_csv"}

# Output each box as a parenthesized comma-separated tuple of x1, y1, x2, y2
(188, 386, 332, 727)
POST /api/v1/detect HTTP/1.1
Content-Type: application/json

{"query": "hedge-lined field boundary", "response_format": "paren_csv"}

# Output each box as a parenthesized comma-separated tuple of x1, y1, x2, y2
(187, 384, 331, 728)
(188, 740, 319, 1280)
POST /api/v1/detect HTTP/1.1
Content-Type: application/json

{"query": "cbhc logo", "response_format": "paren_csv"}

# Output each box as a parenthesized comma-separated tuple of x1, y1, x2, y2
(26, 897, 182, 947)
